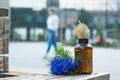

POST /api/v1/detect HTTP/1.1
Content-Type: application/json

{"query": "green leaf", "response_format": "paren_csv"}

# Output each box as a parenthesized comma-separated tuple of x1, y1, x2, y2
(54, 46, 73, 59)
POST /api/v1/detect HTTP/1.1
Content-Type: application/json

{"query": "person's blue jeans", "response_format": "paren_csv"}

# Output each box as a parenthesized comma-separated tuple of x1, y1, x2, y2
(46, 29, 57, 54)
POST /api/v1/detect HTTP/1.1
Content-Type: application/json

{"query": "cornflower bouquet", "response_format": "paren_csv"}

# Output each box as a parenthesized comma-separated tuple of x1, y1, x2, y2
(48, 47, 79, 75)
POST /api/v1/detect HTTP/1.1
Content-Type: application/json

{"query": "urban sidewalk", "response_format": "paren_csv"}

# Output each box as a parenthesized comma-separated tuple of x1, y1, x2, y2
(9, 42, 120, 80)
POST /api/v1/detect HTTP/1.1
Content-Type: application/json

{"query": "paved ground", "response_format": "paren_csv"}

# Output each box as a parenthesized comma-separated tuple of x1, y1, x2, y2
(9, 42, 120, 80)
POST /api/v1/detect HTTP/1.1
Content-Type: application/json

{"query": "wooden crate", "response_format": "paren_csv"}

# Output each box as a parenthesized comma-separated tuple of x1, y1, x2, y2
(0, 38, 4, 54)
(0, 56, 8, 72)
(0, 19, 10, 35)
(0, 0, 9, 73)
(4, 19, 9, 34)
(4, 37, 9, 53)
(0, 37, 9, 54)
(0, 18, 4, 35)
(0, 8, 8, 17)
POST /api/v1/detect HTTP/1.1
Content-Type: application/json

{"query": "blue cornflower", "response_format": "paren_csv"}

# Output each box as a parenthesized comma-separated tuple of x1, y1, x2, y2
(50, 57, 79, 75)
(52, 64, 63, 75)
(73, 61, 79, 66)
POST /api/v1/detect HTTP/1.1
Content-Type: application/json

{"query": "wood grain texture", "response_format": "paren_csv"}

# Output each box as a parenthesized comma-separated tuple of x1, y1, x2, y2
(0, 18, 4, 35)
(0, 8, 8, 16)
(4, 19, 9, 34)
(1, 71, 110, 80)
(0, 56, 8, 72)
(0, 37, 9, 54)
(1, 68, 109, 80)
(0, 0, 9, 73)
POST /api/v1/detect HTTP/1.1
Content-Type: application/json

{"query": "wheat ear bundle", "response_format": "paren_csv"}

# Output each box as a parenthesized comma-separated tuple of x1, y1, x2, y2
(74, 21, 89, 39)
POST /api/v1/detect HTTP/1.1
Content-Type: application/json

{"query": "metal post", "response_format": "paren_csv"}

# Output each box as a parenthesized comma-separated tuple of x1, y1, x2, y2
(103, 0, 108, 41)
(26, 27, 30, 41)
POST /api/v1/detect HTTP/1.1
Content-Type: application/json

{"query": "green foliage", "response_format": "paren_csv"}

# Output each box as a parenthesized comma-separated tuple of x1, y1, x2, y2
(37, 33, 43, 41)
(15, 32, 22, 41)
(54, 47, 73, 59)
(47, 46, 74, 62)
(47, 47, 79, 75)
(47, 46, 74, 65)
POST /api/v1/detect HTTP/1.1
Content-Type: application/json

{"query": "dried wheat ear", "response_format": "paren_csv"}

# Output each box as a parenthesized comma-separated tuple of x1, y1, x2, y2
(74, 22, 89, 39)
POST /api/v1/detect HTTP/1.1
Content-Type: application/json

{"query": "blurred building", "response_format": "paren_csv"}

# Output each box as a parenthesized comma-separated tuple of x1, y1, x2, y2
(46, 0, 59, 8)
(59, 9, 78, 28)
(58, 9, 78, 43)
(10, 8, 48, 41)
(10, 7, 120, 41)
(91, 10, 120, 40)
(92, 11, 106, 25)
(92, 11, 120, 26)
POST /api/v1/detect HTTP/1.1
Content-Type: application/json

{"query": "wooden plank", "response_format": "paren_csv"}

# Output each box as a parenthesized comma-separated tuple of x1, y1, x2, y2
(85, 73, 110, 80)
(0, 56, 8, 72)
(0, 18, 10, 35)
(0, 73, 109, 80)
(46, 73, 110, 80)
(4, 19, 9, 34)
(0, 37, 9, 54)
(0, 38, 4, 54)
(0, 0, 9, 73)
(7, 68, 110, 80)
(0, 8, 8, 17)
(0, 18, 4, 35)
(0, 57, 4, 71)
(3, 37, 9, 53)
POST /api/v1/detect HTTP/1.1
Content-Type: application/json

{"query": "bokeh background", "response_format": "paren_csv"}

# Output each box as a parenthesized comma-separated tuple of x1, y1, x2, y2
(5, 0, 120, 80)
(9, 0, 120, 48)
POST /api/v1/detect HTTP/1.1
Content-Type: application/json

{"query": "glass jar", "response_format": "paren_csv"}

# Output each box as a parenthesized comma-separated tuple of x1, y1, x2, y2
(75, 39, 92, 74)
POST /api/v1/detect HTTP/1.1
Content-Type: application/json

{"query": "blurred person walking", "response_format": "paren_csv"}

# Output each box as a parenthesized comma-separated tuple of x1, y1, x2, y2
(45, 7, 59, 58)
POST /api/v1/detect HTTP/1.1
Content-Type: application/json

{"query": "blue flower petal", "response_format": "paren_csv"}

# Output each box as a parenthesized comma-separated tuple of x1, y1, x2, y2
(73, 62, 79, 66)
(50, 57, 78, 75)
